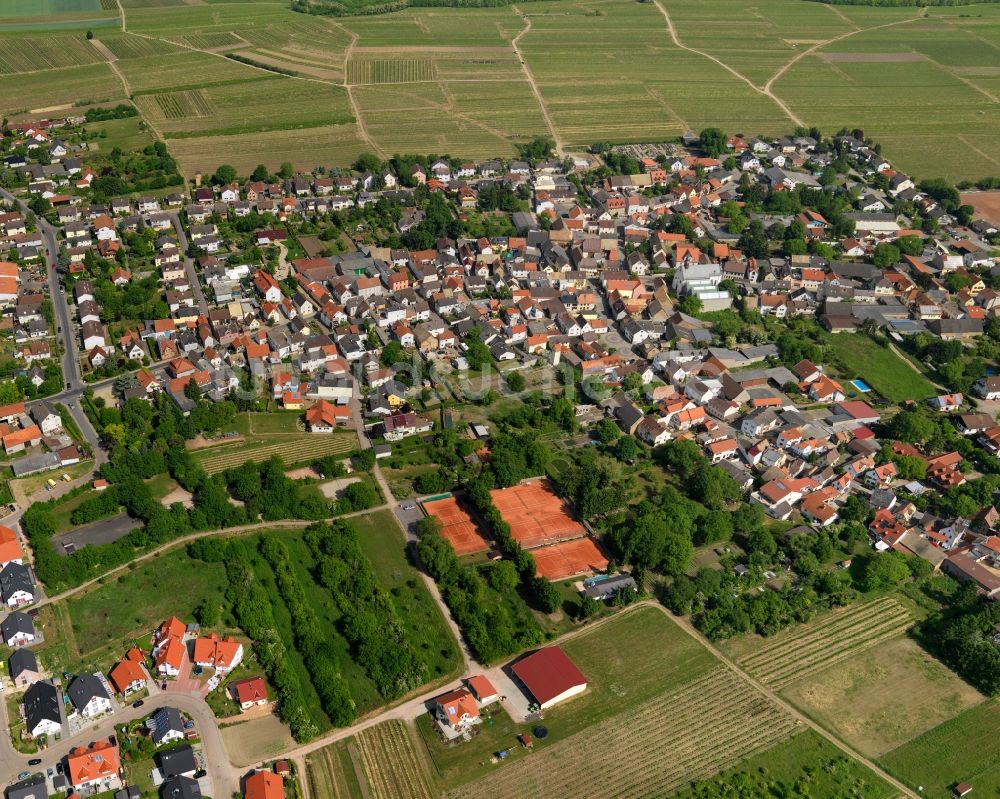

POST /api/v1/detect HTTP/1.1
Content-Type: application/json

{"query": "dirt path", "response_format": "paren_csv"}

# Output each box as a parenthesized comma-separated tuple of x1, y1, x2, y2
(650, 0, 804, 128)
(511, 7, 564, 155)
(37, 500, 395, 609)
(340, 27, 388, 159)
(763, 13, 942, 96)
(888, 341, 946, 391)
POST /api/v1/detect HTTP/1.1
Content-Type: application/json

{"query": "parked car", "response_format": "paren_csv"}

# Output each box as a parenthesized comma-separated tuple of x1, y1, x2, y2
(132, 700, 144, 708)
(27, 759, 40, 766)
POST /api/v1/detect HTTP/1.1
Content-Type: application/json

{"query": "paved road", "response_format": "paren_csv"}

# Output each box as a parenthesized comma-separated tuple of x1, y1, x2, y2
(0, 189, 80, 391)
(167, 211, 209, 316)
(0, 690, 238, 799)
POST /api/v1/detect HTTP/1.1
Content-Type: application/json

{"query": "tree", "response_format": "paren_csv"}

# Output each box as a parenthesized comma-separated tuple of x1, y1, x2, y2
(613, 435, 640, 462)
(488, 560, 520, 593)
(854, 551, 910, 592)
(873, 242, 901, 269)
(678, 294, 703, 316)
(354, 449, 376, 471)
(506, 371, 526, 392)
(353, 152, 382, 173)
(86, 29, 94, 40)
(595, 418, 620, 444)
(699, 127, 727, 158)
(184, 378, 201, 401)
(251, 164, 270, 182)
(278, 162, 294, 179)
(212, 164, 237, 185)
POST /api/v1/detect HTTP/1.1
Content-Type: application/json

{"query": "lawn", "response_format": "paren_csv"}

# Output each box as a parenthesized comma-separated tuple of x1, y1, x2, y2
(880, 699, 1000, 799)
(63, 547, 228, 657)
(822, 333, 937, 403)
(416, 606, 717, 791)
(671, 730, 896, 799)
(782, 635, 984, 758)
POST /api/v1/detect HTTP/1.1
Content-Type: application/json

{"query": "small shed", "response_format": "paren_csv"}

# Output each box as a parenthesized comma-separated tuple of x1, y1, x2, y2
(954, 783, 973, 798)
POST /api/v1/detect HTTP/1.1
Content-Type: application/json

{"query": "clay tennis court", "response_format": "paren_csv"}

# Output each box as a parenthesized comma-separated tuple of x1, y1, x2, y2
(490, 479, 586, 549)
(532, 537, 609, 581)
(422, 495, 491, 555)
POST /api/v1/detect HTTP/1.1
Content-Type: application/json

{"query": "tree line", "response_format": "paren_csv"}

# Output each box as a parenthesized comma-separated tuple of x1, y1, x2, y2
(258, 534, 356, 726)
(303, 522, 428, 700)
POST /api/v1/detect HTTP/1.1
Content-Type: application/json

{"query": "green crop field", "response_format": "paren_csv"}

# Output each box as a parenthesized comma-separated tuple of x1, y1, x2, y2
(0, 0, 101, 16)
(0, 32, 105, 73)
(0, 62, 123, 115)
(6, 0, 1000, 178)
(136, 76, 354, 137)
(880, 700, 1000, 799)
(783, 635, 984, 758)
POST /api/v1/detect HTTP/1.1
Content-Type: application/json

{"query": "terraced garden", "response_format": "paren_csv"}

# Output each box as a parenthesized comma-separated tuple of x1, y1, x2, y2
(193, 430, 357, 474)
(735, 596, 914, 691)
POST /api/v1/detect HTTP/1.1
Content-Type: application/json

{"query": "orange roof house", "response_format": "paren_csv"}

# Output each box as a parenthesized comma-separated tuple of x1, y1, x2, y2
(191, 632, 244, 672)
(244, 771, 285, 799)
(466, 675, 499, 704)
(109, 657, 147, 695)
(0, 525, 23, 566)
(434, 687, 480, 730)
(67, 739, 120, 788)
(305, 399, 346, 431)
(154, 636, 184, 676)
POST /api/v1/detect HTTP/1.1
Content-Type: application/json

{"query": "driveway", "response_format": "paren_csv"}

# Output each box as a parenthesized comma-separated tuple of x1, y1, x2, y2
(166, 648, 210, 697)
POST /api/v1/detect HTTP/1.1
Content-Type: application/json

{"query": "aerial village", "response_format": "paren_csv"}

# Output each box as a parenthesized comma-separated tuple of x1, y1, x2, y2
(0, 115, 999, 797)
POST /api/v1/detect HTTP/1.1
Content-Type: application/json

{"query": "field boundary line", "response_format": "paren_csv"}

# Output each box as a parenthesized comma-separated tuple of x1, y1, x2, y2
(655, 605, 922, 799)
(510, 5, 564, 154)
(762, 13, 927, 95)
(650, 0, 804, 128)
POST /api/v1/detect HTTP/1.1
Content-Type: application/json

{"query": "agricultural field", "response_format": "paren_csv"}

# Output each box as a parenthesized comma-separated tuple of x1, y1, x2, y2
(672, 730, 896, 799)
(167, 121, 368, 177)
(880, 699, 1000, 799)
(731, 596, 915, 691)
(454, 667, 799, 799)
(308, 721, 435, 799)
(783, 635, 984, 758)
(0, 32, 105, 73)
(115, 52, 262, 95)
(308, 722, 432, 799)
(0, 0, 100, 15)
(0, 61, 123, 116)
(517, 0, 787, 146)
(822, 333, 938, 403)
(417, 607, 717, 791)
(95, 32, 181, 60)
(89, 114, 156, 152)
(134, 77, 355, 137)
(192, 429, 357, 474)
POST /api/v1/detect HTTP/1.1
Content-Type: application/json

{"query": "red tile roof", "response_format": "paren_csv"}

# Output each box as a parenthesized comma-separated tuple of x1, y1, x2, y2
(511, 646, 587, 706)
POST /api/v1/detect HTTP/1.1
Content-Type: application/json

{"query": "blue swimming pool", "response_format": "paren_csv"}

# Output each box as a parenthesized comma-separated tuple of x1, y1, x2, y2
(851, 379, 872, 393)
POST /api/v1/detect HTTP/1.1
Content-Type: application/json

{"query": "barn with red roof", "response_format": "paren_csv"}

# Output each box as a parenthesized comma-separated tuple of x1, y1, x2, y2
(511, 646, 587, 710)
